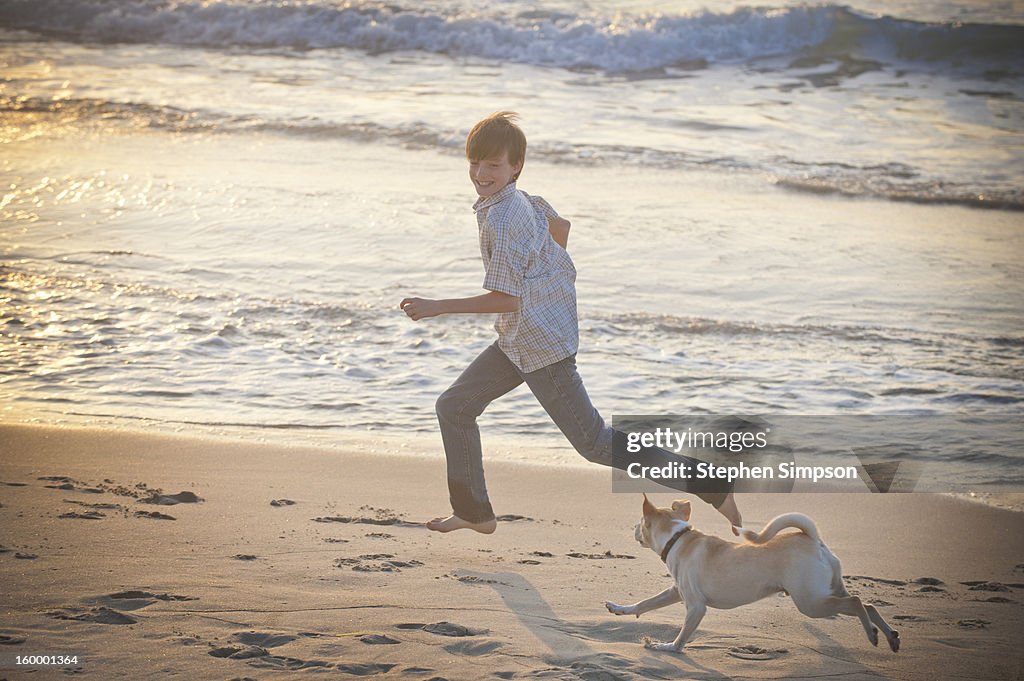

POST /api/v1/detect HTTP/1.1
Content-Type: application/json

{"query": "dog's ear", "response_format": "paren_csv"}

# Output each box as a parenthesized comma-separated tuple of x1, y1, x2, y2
(670, 499, 691, 521)
(642, 494, 657, 519)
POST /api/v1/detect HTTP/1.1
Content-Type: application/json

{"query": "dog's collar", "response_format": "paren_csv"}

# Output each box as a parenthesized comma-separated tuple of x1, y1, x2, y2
(659, 525, 692, 562)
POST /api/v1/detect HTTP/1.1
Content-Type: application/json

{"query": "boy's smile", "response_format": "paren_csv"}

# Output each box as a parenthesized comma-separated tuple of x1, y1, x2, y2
(469, 153, 523, 199)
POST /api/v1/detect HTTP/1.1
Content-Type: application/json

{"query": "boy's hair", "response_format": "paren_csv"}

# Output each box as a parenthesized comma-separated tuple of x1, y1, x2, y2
(466, 111, 527, 180)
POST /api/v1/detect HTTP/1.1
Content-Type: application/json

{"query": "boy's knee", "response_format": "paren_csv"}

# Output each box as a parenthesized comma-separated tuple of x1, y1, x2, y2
(436, 389, 472, 424)
(578, 447, 611, 466)
(574, 428, 613, 466)
(435, 391, 455, 421)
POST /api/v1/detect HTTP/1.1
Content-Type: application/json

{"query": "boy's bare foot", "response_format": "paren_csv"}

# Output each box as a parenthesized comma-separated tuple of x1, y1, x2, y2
(426, 515, 497, 534)
(717, 493, 743, 535)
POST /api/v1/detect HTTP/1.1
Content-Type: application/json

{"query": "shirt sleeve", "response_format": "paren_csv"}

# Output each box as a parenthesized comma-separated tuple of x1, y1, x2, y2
(482, 219, 527, 298)
(521, 191, 560, 220)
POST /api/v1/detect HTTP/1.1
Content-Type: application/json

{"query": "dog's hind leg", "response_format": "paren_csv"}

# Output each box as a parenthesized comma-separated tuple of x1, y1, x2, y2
(815, 550, 899, 651)
(865, 604, 900, 652)
(606, 586, 680, 618)
(644, 602, 706, 653)
(796, 595, 879, 647)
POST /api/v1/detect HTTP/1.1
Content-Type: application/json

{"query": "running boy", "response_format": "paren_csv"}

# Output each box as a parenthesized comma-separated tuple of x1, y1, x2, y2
(400, 111, 741, 534)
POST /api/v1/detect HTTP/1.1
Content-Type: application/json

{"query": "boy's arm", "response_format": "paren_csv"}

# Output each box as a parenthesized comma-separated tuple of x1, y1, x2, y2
(548, 216, 571, 249)
(523, 191, 571, 249)
(400, 291, 519, 321)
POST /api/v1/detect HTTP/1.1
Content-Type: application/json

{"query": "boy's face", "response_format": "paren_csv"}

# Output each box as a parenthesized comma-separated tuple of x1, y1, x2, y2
(468, 152, 523, 199)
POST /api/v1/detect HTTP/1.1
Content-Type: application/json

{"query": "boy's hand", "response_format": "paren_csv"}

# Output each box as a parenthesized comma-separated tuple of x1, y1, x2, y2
(400, 291, 517, 319)
(400, 297, 443, 321)
(548, 216, 571, 249)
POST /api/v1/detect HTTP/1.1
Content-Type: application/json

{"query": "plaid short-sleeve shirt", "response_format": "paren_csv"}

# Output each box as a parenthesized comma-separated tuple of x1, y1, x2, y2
(474, 182, 579, 373)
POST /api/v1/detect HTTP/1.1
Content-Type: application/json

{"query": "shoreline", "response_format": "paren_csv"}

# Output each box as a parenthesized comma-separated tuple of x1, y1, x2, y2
(2, 423, 1022, 679)
(4, 417, 1021, 514)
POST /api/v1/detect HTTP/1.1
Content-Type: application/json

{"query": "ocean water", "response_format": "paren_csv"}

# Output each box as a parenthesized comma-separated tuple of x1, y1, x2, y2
(1, 0, 1022, 490)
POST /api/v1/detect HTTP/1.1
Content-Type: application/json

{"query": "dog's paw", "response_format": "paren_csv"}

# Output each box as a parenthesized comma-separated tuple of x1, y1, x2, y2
(869, 626, 879, 646)
(604, 601, 636, 617)
(643, 638, 681, 653)
(888, 630, 900, 653)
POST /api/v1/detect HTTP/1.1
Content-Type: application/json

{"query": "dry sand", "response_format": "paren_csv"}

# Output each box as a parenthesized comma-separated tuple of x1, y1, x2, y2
(1, 423, 1022, 680)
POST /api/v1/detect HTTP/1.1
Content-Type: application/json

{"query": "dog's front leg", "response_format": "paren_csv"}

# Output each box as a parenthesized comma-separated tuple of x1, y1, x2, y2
(645, 601, 707, 653)
(605, 586, 680, 618)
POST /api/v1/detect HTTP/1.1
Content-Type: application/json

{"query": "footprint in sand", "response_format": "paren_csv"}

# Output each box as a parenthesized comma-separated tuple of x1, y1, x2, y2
(212, 633, 364, 669)
(442, 639, 502, 656)
(728, 644, 788, 660)
(567, 551, 636, 560)
(336, 662, 398, 675)
(40, 476, 103, 493)
(134, 510, 176, 520)
(92, 593, 158, 610)
(246, 654, 332, 670)
(957, 618, 990, 629)
(65, 499, 123, 510)
(270, 499, 296, 507)
(15, 552, 38, 560)
(359, 634, 400, 645)
(233, 554, 258, 561)
(97, 480, 160, 500)
(0, 634, 26, 645)
(232, 632, 297, 648)
(495, 514, 534, 522)
(209, 645, 269, 659)
(913, 576, 945, 591)
(141, 491, 202, 506)
(456, 575, 509, 586)
(423, 622, 487, 637)
(58, 511, 105, 520)
(312, 510, 419, 527)
(105, 590, 195, 604)
(211, 634, 335, 671)
(962, 581, 1012, 592)
(335, 554, 423, 572)
(351, 560, 421, 572)
(568, 659, 633, 681)
(48, 607, 137, 625)
(912, 577, 944, 586)
(845, 575, 907, 587)
(396, 622, 487, 637)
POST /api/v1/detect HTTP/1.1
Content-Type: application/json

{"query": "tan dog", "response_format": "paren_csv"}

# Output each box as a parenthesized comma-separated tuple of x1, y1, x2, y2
(605, 496, 900, 653)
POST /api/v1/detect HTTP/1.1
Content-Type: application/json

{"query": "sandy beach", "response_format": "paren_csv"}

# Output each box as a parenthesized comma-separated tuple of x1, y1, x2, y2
(1, 423, 1022, 680)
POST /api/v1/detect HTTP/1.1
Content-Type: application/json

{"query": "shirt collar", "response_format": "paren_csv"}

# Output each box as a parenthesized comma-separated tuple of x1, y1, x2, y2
(473, 181, 518, 213)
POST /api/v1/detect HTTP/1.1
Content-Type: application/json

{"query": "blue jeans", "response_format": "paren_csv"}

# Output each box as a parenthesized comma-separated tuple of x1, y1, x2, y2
(435, 342, 730, 523)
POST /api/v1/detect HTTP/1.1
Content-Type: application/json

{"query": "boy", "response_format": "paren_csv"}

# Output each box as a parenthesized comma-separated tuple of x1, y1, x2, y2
(400, 111, 741, 534)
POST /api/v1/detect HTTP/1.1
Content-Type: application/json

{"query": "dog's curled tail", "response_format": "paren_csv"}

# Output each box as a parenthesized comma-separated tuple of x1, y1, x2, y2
(737, 513, 821, 545)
